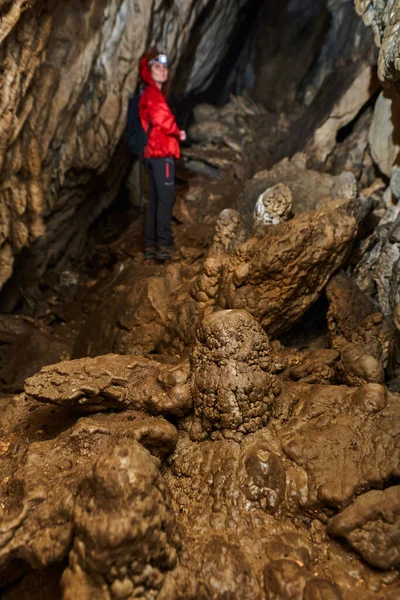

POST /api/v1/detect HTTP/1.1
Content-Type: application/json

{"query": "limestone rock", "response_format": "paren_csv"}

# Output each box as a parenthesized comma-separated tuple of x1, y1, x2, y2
(3, 312, 400, 596)
(189, 310, 279, 440)
(0, 0, 253, 293)
(75, 198, 372, 354)
(253, 183, 293, 227)
(0, 315, 71, 393)
(237, 153, 333, 223)
(62, 444, 180, 600)
(336, 342, 385, 386)
(264, 559, 307, 600)
(253, 0, 374, 116)
(331, 172, 358, 200)
(25, 354, 192, 417)
(328, 485, 400, 570)
(161, 418, 381, 597)
(74, 267, 179, 357)
(183, 93, 271, 182)
(326, 272, 394, 366)
(312, 65, 378, 163)
(354, 203, 400, 316)
(279, 383, 400, 511)
(171, 534, 262, 600)
(369, 89, 400, 178)
(355, 0, 400, 85)
(390, 166, 400, 201)
(279, 348, 339, 385)
(192, 103, 220, 122)
(0, 412, 178, 570)
(211, 208, 246, 254)
(303, 579, 343, 600)
(189, 120, 231, 144)
(216, 199, 367, 337)
(328, 108, 373, 180)
(165, 430, 289, 537)
(394, 303, 400, 332)
(64, 411, 180, 460)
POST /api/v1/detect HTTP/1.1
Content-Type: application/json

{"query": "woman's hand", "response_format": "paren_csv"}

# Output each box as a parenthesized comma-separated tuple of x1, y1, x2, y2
(179, 130, 187, 142)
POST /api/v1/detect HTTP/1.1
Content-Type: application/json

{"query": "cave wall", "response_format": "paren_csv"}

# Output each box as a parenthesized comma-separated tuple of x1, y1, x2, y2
(355, 0, 400, 87)
(193, 0, 378, 168)
(249, 0, 376, 113)
(0, 0, 391, 304)
(0, 0, 251, 300)
(250, 0, 329, 111)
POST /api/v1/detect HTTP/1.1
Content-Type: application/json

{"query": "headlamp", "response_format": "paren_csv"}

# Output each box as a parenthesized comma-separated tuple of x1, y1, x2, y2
(150, 53, 168, 66)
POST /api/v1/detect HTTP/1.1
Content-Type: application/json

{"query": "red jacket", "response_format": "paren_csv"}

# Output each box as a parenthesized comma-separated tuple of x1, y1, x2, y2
(138, 57, 181, 159)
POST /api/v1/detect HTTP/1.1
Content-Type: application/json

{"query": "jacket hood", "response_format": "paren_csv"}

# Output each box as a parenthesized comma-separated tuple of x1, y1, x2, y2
(139, 56, 158, 89)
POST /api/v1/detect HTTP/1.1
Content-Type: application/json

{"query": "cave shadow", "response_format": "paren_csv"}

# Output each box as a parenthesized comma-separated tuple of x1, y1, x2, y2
(172, 0, 263, 127)
(276, 293, 330, 350)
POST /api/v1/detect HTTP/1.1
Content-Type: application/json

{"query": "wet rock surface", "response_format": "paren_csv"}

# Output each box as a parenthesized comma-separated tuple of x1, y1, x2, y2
(3, 127, 400, 597)
(329, 485, 400, 571)
(73, 195, 372, 359)
(0, 411, 178, 571)
(62, 443, 180, 600)
(2, 149, 400, 599)
(189, 310, 278, 440)
(24, 354, 192, 417)
(279, 383, 400, 511)
(2, 3, 400, 597)
(2, 303, 400, 597)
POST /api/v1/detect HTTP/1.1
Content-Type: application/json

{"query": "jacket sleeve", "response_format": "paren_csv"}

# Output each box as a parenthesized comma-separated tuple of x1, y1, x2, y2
(150, 97, 181, 137)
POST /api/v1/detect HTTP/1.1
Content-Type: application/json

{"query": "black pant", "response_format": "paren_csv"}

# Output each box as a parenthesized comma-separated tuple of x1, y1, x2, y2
(145, 157, 175, 247)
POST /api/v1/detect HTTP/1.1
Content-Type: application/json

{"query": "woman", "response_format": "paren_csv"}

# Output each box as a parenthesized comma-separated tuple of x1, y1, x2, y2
(139, 48, 186, 261)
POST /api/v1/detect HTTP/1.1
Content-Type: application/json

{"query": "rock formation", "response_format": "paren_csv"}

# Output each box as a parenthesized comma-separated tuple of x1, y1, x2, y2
(0, 0, 252, 298)
(253, 183, 293, 228)
(355, 0, 400, 86)
(0, 0, 384, 308)
(24, 354, 192, 416)
(0, 412, 178, 571)
(62, 443, 180, 600)
(189, 310, 279, 441)
(73, 193, 372, 359)
(1, 309, 400, 598)
(3, 0, 400, 598)
(329, 485, 400, 570)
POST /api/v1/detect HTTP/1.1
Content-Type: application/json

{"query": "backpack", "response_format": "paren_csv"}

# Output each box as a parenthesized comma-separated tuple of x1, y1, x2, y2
(126, 91, 149, 157)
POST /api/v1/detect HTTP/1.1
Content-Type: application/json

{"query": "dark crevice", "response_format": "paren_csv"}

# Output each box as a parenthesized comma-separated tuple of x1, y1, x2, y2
(174, 0, 263, 126)
(169, 3, 222, 104)
(382, 476, 400, 490)
(276, 293, 330, 350)
(336, 85, 381, 143)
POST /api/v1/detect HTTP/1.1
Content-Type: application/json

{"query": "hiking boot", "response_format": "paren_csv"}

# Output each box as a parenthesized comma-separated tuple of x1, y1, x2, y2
(156, 245, 176, 261)
(144, 246, 156, 260)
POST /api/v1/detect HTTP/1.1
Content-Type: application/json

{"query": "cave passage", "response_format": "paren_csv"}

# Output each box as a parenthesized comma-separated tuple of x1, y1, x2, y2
(2, 1, 400, 599)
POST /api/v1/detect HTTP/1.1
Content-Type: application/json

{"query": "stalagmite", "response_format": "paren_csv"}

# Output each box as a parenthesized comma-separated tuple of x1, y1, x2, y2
(2, 1, 400, 598)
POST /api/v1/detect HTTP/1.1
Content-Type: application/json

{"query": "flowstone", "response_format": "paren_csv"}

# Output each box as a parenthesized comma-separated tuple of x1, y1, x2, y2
(253, 183, 293, 227)
(329, 485, 400, 570)
(62, 444, 180, 600)
(0, 412, 178, 573)
(1, 309, 400, 598)
(74, 195, 373, 358)
(24, 354, 192, 417)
